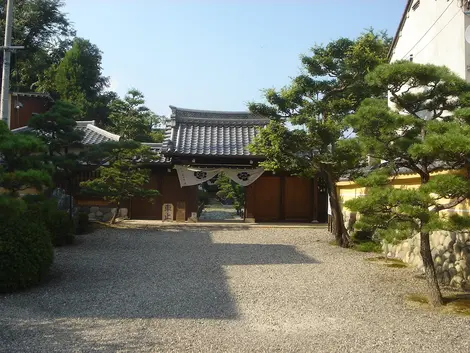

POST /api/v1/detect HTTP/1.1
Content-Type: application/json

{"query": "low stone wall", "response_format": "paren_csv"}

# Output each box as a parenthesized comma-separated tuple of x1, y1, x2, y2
(79, 206, 129, 222)
(340, 209, 470, 290)
(384, 231, 470, 290)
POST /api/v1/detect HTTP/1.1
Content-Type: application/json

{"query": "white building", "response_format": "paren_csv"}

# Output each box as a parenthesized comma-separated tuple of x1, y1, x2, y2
(389, 0, 470, 80)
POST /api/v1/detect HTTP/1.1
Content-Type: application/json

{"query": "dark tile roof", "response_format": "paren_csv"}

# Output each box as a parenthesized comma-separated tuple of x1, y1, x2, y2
(141, 142, 171, 165)
(11, 92, 54, 101)
(76, 121, 120, 144)
(163, 105, 269, 157)
(11, 121, 120, 145)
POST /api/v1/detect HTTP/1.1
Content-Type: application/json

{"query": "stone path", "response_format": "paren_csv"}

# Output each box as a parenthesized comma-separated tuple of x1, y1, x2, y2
(1, 227, 469, 352)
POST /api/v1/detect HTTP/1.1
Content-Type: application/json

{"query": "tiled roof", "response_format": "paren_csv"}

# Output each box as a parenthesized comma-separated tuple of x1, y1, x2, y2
(76, 121, 120, 144)
(141, 142, 170, 164)
(163, 106, 268, 157)
(11, 92, 54, 101)
(11, 121, 120, 145)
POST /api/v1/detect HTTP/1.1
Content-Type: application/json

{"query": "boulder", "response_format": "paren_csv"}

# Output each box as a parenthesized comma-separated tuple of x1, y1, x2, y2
(102, 212, 114, 222)
(449, 267, 457, 277)
(88, 213, 96, 221)
(90, 206, 99, 213)
(442, 271, 451, 286)
(120, 208, 128, 217)
(443, 235, 454, 249)
(451, 275, 464, 288)
(96, 211, 103, 217)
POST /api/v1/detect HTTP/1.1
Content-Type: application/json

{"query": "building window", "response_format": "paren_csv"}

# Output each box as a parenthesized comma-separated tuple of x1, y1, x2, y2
(412, 0, 420, 11)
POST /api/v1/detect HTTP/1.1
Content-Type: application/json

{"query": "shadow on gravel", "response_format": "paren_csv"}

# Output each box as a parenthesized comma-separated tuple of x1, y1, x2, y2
(1, 228, 317, 323)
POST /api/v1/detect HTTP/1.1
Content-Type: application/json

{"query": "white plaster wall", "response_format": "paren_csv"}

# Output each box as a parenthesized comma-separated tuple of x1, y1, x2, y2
(390, 0, 467, 79)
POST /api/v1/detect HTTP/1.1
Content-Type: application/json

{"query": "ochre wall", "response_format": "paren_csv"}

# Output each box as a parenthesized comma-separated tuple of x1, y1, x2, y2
(337, 169, 470, 218)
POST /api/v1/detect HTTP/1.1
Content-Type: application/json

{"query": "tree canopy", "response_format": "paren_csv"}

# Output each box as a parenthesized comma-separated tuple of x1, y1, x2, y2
(80, 141, 160, 223)
(36, 37, 110, 120)
(107, 88, 163, 142)
(0, 121, 51, 197)
(346, 61, 470, 306)
(249, 30, 391, 246)
(2, 0, 75, 91)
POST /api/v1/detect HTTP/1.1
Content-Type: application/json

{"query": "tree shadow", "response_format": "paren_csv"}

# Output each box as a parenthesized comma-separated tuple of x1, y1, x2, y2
(1, 228, 317, 322)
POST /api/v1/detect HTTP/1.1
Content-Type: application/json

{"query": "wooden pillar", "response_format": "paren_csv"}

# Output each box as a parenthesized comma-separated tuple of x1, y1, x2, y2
(312, 176, 319, 222)
(245, 183, 256, 221)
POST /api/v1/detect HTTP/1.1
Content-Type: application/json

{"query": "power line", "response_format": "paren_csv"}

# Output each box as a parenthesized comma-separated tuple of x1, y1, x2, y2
(401, 0, 456, 60)
(414, 9, 461, 58)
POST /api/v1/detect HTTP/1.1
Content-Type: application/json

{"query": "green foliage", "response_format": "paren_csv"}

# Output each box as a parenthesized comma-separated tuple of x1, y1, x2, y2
(215, 173, 245, 215)
(348, 62, 470, 244)
(0, 121, 52, 196)
(75, 212, 90, 234)
(249, 30, 391, 246)
(80, 141, 160, 223)
(48, 209, 75, 246)
(24, 196, 75, 246)
(0, 197, 53, 292)
(107, 89, 163, 142)
(353, 241, 382, 253)
(28, 101, 83, 154)
(1, 0, 75, 91)
(37, 38, 109, 119)
(28, 101, 85, 194)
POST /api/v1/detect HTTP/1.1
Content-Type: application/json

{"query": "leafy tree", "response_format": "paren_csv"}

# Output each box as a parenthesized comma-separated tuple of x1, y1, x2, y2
(0, 121, 51, 196)
(28, 101, 85, 217)
(215, 173, 245, 216)
(346, 62, 470, 307)
(107, 88, 163, 142)
(37, 38, 109, 119)
(80, 141, 160, 223)
(1, 0, 75, 91)
(249, 30, 391, 246)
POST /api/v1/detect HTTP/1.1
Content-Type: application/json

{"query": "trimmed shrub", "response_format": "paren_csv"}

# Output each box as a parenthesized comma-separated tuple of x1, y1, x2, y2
(48, 209, 75, 246)
(75, 211, 90, 234)
(24, 197, 75, 246)
(0, 205, 54, 292)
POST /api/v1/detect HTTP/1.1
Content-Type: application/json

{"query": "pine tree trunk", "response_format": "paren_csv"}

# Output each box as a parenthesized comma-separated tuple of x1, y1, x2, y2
(111, 203, 120, 224)
(327, 175, 351, 247)
(420, 231, 444, 307)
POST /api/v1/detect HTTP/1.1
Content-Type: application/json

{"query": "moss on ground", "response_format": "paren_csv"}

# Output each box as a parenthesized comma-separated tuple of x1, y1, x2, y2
(406, 293, 470, 316)
(385, 262, 408, 268)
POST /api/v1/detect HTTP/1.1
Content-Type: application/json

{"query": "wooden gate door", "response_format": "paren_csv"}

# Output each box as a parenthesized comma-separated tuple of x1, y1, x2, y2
(284, 177, 312, 221)
(130, 172, 160, 219)
(253, 176, 281, 221)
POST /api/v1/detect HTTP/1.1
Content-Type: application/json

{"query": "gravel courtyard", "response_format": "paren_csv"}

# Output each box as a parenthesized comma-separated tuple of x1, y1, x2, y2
(1, 226, 469, 353)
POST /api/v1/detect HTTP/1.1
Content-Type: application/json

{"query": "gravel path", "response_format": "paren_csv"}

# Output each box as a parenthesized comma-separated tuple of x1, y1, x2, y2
(199, 203, 242, 221)
(1, 226, 469, 352)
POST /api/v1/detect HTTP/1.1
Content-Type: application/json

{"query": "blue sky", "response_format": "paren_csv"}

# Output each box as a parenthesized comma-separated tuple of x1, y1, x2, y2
(63, 0, 406, 116)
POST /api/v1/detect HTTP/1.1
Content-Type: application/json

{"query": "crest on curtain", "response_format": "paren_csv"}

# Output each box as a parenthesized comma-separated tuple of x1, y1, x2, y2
(174, 166, 264, 187)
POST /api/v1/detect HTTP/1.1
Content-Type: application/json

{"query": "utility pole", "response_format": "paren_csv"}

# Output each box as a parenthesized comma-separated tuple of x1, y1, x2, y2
(0, 0, 23, 128)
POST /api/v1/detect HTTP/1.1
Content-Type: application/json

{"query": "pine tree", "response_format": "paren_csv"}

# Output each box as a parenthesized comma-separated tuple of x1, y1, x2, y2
(249, 30, 391, 246)
(0, 121, 51, 197)
(28, 101, 85, 216)
(80, 141, 160, 223)
(346, 61, 470, 306)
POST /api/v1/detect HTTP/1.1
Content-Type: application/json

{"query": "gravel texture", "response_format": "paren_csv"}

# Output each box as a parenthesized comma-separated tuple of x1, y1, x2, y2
(199, 204, 242, 221)
(1, 226, 469, 353)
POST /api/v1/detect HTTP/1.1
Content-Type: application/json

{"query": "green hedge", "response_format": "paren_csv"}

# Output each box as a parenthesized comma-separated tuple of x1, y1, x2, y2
(0, 206, 54, 292)
(75, 212, 90, 234)
(24, 196, 75, 246)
